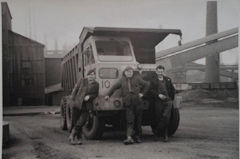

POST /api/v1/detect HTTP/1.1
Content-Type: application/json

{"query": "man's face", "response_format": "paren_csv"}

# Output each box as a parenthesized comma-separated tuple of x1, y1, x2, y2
(156, 68, 164, 78)
(124, 69, 134, 78)
(87, 72, 96, 81)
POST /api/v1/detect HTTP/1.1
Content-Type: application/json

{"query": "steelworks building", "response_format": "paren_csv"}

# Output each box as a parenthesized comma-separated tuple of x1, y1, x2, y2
(2, 2, 45, 106)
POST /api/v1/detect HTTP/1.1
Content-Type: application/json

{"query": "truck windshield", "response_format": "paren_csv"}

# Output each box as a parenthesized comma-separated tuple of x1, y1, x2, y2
(96, 40, 133, 62)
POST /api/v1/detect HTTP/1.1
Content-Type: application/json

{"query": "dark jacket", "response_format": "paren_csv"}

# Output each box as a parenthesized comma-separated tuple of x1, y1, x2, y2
(71, 78, 99, 110)
(108, 71, 149, 107)
(149, 73, 175, 101)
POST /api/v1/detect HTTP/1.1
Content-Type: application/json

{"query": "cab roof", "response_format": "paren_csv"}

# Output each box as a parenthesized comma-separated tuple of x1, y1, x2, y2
(79, 27, 182, 48)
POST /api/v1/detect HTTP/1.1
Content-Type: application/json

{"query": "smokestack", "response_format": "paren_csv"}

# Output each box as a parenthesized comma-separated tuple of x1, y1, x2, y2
(205, 1, 220, 83)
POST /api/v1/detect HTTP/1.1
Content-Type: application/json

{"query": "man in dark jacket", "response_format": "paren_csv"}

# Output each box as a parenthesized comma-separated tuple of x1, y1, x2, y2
(105, 66, 149, 145)
(151, 65, 175, 142)
(69, 69, 99, 145)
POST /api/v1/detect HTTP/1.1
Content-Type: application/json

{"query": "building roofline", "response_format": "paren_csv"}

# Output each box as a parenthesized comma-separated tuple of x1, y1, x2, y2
(9, 30, 45, 47)
(1, 2, 12, 19)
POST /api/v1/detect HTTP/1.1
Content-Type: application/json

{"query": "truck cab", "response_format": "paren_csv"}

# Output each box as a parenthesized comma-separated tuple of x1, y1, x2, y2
(79, 27, 181, 110)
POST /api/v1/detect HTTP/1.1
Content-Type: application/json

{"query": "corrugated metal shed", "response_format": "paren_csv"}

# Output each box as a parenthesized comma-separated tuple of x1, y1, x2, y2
(6, 31, 45, 105)
(2, 2, 46, 106)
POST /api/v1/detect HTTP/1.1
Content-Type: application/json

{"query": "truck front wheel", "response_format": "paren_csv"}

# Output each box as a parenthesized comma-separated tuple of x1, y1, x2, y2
(168, 108, 180, 136)
(83, 112, 105, 139)
(151, 107, 180, 137)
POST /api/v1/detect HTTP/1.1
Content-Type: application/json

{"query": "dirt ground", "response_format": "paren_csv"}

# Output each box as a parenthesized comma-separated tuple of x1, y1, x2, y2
(2, 89, 239, 159)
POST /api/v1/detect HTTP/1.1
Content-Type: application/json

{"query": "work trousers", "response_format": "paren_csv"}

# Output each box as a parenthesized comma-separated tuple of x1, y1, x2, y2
(125, 94, 143, 138)
(154, 99, 172, 131)
(71, 102, 89, 137)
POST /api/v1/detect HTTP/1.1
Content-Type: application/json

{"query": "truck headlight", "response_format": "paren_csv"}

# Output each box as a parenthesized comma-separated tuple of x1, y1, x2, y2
(113, 100, 121, 108)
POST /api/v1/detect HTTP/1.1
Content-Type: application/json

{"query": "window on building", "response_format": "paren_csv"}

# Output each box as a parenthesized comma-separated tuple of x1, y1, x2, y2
(21, 61, 33, 87)
(22, 77, 33, 87)
(22, 61, 31, 68)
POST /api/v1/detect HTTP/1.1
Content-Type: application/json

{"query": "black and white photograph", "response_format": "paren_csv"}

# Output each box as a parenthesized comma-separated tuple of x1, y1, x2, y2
(1, 0, 239, 158)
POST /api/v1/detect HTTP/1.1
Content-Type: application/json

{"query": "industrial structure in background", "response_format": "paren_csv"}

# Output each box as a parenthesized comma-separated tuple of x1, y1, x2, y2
(205, 1, 220, 83)
(2, 2, 45, 106)
(156, 1, 238, 90)
(1, 1, 238, 106)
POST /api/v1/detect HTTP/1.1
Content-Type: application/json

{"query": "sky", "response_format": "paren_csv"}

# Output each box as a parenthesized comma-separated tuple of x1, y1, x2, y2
(4, 0, 240, 64)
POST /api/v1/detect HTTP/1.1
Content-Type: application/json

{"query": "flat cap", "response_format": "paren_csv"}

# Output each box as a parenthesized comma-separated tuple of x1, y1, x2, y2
(124, 66, 134, 72)
(87, 68, 96, 75)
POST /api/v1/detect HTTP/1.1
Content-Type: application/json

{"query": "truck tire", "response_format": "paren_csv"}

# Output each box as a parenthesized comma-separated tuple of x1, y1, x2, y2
(82, 112, 105, 139)
(151, 107, 180, 137)
(168, 108, 180, 136)
(60, 97, 67, 130)
(66, 104, 73, 132)
(150, 124, 160, 136)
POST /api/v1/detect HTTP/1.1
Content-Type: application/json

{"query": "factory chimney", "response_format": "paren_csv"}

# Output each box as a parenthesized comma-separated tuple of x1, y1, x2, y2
(205, 1, 220, 83)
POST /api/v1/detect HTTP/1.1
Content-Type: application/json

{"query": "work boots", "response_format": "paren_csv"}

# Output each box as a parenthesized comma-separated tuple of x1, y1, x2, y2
(123, 136, 134, 145)
(68, 128, 82, 145)
(163, 129, 168, 142)
(133, 135, 142, 143)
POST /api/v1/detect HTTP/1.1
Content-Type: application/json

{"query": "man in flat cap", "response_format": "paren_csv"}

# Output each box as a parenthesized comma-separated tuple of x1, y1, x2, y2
(105, 66, 149, 145)
(69, 68, 99, 145)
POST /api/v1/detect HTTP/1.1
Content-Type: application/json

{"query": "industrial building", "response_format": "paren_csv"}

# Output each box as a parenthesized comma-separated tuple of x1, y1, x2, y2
(44, 51, 65, 105)
(2, 2, 45, 106)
